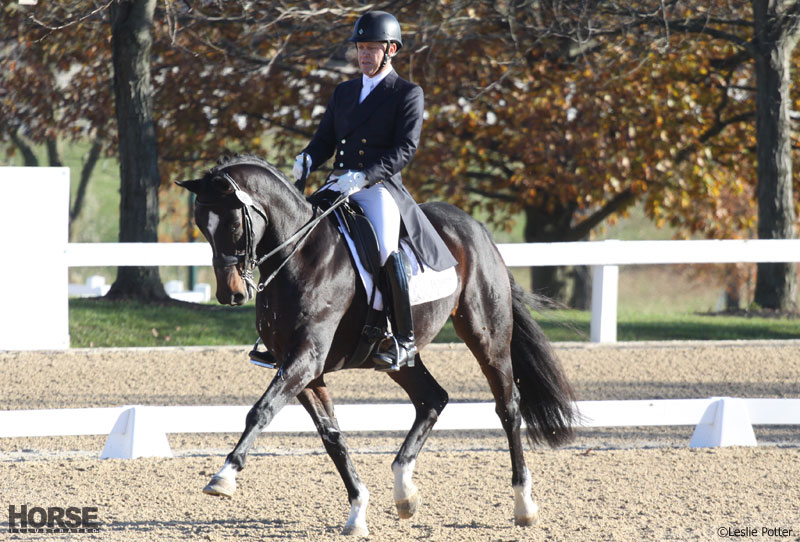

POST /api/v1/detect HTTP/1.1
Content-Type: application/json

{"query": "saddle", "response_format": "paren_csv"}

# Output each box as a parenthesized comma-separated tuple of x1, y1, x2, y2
(250, 189, 391, 370)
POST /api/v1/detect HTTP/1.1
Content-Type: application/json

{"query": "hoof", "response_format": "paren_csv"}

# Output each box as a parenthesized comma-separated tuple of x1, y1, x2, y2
(203, 475, 235, 497)
(514, 511, 540, 527)
(395, 490, 419, 519)
(341, 523, 369, 537)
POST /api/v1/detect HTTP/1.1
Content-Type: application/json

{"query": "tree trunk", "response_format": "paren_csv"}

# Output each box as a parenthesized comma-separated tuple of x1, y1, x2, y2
(569, 265, 592, 310)
(69, 139, 103, 241)
(46, 138, 63, 167)
(106, 0, 167, 301)
(524, 201, 582, 305)
(751, 1, 798, 311)
(10, 129, 38, 166)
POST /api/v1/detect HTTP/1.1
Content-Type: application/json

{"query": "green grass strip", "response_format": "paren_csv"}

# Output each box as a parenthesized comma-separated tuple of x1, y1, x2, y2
(69, 299, 799, 348)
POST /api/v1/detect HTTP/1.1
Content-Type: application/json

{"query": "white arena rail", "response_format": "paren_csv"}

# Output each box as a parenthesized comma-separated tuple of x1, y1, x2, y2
(3, 166, 800, 349)
(64, 239, 800, 344)
(1, 398, 798, 458)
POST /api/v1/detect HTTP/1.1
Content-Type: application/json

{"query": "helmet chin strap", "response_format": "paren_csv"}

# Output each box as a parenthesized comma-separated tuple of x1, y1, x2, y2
(376, 42, 392, 74)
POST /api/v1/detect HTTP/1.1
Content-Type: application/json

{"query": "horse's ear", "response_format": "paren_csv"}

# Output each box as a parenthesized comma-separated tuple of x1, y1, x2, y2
(176, 179, 203, 193)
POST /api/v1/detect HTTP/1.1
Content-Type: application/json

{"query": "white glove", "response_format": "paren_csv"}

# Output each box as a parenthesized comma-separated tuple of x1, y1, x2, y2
(292, 153, 311, 183)
(333, 171, 367, 197)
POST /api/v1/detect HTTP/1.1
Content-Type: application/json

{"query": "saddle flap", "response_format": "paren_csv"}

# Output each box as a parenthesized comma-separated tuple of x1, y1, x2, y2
(338, 205, 382, 276)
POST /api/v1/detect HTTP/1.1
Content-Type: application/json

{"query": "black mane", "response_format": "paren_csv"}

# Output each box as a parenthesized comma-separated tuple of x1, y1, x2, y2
(209, 154, 290, 184)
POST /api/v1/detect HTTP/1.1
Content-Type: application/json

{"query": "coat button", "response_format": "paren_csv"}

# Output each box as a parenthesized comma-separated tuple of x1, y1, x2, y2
(357, 162, 364, 168)
(339, 150, 344, 155)
(358, 150, 365, 155)
(341, 139, 346, 144)
(338, 162, 344, 167)
(361, 138, 367, 144)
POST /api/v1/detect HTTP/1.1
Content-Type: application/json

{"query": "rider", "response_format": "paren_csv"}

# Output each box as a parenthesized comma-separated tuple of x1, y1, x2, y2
(293, 11, 457, 371)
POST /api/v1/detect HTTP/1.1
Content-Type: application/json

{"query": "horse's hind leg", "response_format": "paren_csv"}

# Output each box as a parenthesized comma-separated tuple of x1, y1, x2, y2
(479, 358, 539, 525)
(387, 355, 449, 519)
(453, 304, 539, 526)
(297, 380, 370, 537)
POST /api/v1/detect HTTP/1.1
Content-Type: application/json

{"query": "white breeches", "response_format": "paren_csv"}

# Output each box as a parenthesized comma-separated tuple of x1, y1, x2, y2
(349, 183, 400, 266)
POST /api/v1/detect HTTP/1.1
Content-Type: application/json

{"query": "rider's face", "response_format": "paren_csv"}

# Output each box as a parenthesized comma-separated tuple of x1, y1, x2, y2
(357, 41, 397, 76)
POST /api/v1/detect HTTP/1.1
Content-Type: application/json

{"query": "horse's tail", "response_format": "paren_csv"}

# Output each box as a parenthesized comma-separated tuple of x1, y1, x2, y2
(508, 272, 577, 447)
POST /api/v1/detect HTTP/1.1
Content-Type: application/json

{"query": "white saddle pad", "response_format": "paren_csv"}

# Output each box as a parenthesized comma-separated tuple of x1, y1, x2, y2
(335, 218, 458, 311)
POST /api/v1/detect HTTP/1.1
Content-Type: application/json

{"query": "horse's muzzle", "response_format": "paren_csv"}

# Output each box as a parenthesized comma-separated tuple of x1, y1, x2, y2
(213, 265, 252, 306)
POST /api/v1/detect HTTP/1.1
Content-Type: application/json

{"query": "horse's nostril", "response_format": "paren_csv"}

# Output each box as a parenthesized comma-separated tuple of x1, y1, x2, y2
(233, 292, 246, 305)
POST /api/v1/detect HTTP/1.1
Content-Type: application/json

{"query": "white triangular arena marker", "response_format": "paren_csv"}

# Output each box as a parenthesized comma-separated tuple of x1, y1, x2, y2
(690, 397, 757, 448)
(101, 406, 173, 459)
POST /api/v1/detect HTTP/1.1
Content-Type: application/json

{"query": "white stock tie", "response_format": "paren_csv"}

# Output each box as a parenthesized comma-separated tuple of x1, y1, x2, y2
(359, 81, 374, 104)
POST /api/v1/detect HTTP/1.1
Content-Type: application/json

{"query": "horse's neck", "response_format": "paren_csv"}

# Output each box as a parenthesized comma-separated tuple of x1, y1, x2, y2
(267, 189, 313, 237)
(251, 176, 323, 261)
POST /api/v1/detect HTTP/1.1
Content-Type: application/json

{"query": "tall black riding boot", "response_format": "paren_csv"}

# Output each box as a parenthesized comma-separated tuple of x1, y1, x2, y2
(374, 251, 417, 372)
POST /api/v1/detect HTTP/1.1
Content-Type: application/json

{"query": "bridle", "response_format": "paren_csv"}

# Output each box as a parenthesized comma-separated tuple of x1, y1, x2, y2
(195, 172, 267, 296)
(198, 170, 348, 295)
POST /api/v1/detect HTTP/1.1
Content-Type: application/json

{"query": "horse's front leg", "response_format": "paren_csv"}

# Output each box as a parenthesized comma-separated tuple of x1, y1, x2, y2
(203, 354, 323, 498)
(297, 380, 370, 537)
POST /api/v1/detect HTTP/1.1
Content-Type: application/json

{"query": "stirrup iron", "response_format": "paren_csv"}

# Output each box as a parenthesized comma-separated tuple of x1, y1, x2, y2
(248, 337, 278, 369)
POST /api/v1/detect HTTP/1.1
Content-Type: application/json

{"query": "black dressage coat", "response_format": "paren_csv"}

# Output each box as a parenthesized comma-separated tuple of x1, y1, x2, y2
(302, 70, 457, 271)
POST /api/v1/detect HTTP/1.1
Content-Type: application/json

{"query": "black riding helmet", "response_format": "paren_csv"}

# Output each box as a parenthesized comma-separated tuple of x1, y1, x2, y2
(349, 11, 403, 48)
(349, 11, 402, 74)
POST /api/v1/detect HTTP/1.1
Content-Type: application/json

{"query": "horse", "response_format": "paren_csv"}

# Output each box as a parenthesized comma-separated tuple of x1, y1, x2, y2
(177, 155, 576, 536)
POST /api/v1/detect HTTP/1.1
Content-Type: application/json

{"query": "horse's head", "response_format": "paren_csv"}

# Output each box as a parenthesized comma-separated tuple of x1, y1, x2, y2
(177, 167, 268, 306)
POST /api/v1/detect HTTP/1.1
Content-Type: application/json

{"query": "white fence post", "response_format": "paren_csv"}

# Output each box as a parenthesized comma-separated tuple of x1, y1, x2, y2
(590, 264, 619, 343)
(0, 167, 70, 350)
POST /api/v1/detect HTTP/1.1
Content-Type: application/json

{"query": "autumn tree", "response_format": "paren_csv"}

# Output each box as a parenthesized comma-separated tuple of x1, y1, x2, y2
(5, 1, 796, 309)
(0, 2, 111, 239)
(106, 0, 168, 300)
(516, 1, 800, 309)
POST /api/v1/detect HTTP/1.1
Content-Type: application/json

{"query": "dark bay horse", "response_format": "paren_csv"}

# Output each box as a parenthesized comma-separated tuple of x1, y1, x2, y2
(177, 155, 576, 536)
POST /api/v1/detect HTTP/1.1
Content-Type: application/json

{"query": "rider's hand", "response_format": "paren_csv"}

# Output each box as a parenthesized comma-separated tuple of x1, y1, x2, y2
(292, 153, 311, 183)
(334, 171, 367, 197)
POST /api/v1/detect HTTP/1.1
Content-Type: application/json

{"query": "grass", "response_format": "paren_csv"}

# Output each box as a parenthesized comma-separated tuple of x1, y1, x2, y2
(69, 298, 799, 348)
(70, 299, 258, 348)
(432, 309, 799, 343)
